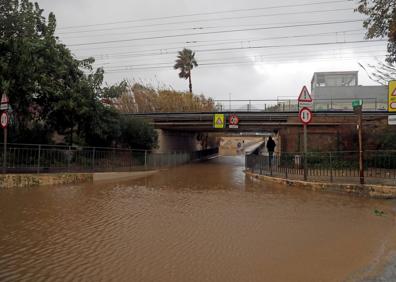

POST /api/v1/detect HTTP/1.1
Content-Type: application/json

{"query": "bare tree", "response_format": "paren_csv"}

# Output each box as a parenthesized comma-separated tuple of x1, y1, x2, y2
(359, 60, 396, 85)
(356, 0, 396, 63)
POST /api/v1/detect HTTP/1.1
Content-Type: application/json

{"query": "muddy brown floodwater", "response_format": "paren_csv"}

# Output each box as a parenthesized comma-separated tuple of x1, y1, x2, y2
(1, 156, 396, 281)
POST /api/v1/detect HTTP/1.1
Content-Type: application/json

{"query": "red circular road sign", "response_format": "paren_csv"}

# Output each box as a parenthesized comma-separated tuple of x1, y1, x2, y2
(1, 111, 8, 128)
(299, 107, 312, 125)
(229, 114, 239, 125)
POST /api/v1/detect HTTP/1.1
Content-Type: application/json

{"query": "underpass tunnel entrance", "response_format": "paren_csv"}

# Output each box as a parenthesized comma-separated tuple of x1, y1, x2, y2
(217, 132, 281, 157)
(155, 130, 220, 154)
(155, 128, 281, 160)
(219, 136, 263, 156)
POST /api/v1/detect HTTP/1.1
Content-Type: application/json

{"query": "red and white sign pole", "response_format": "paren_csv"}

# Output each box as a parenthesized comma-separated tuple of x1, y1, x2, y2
(298, 87, 313, 181)
(1, 94, 9, 174)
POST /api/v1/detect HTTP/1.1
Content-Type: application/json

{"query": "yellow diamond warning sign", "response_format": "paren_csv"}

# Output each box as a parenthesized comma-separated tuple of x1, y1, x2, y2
(389, 81, 396, 112)
(213, 114, 225, 129)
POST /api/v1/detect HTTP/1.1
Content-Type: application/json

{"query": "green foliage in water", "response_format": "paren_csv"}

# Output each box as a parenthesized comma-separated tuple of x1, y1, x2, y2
(374, 209, 385, 217)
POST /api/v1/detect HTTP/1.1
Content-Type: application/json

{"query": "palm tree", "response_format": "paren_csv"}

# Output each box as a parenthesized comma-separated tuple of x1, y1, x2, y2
(174, 48, 198, 93)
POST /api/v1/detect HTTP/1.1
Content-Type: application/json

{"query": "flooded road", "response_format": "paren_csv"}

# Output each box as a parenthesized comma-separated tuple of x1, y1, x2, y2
(1, 156, 396, 281)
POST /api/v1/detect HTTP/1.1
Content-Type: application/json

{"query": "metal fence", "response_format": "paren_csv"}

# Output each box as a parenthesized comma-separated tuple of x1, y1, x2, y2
(214, 98, 387, 112)
(246, 150, 396, 186)
(0, 144, 219, 174)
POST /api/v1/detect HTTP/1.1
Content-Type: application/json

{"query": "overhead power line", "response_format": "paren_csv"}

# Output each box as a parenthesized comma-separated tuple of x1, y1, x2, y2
(190, 40, 386, 54)
(80, 40, 386, 63)
(101, 50, 388, 70)
(104, 55, 387, 73)
(68, 19, 364, 47)
(73, 29, 365, 53)
(82, 29, 367, 60)
(94, 46, 388, 68)
(94, 47, 388, 68)
(59, 7, 355, 36)
(59, 0, 351, 30)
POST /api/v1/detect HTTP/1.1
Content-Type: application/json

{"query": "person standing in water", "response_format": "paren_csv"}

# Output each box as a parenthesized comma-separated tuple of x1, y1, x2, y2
(266, 136, 276, 165)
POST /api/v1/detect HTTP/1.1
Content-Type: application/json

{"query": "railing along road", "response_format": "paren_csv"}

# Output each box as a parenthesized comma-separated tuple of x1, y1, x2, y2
(246, 150, 396, 186)
(0, 144, 219, 174)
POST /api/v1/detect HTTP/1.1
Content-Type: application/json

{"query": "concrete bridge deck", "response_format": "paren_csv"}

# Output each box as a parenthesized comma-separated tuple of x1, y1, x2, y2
(127, 111, 393, 132)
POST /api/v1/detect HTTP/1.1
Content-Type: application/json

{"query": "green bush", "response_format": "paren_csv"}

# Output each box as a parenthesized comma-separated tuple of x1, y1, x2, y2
(119, 117, 158, 150)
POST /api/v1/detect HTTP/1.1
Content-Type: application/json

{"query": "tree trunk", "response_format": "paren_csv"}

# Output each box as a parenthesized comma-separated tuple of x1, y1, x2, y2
(188, 72, 192, 93)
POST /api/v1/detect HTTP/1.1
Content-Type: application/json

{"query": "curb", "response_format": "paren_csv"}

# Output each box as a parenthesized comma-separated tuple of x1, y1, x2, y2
(245, 171, 396, 199)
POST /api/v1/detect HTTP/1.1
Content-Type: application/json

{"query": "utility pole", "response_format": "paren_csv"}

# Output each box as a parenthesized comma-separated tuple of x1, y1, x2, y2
(358, 109, 364, 185)
(353, 99, 364, 185)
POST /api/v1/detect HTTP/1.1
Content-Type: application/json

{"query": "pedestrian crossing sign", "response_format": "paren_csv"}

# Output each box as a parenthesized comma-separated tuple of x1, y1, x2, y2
(389, 81, 396, 112)
(213, 114, 225, 129)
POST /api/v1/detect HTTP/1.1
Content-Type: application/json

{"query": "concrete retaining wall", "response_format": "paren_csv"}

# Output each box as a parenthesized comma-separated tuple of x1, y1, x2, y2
(0, 173, 93, 188)
(245, 171, 396, 199)
(0, 171, 161, 189)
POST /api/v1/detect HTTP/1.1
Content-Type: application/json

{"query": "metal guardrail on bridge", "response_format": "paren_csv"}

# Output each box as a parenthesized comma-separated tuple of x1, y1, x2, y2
(246, 151, 396, 186)
(214, 98, 387, 112)
(126, 98, 389, 114)
(0, 144, 219, 174)
(127, 98, 388, 115)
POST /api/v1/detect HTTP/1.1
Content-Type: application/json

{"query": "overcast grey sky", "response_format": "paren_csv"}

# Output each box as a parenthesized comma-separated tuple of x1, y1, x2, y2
(37, 0, 388, 100)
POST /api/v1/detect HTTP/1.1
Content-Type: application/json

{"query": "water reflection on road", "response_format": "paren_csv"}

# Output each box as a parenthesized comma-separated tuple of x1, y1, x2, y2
(0, 156, 395, 281)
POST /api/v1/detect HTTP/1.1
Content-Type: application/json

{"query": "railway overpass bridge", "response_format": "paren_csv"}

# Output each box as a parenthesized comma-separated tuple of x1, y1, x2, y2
(127, 110, 394, 153)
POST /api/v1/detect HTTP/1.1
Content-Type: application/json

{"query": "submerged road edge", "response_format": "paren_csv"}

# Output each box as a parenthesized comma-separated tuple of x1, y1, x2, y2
(0, 171, 159, 189)
(245, 171, 396, 199)
(0, 173, 93, 188)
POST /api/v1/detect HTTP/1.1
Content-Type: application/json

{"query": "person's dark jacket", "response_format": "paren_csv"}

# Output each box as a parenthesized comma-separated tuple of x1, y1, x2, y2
(266, 138, 276, 152)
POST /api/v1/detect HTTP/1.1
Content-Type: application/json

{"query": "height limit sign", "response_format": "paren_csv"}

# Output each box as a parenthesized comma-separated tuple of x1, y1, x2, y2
(299, 107, 312, 125)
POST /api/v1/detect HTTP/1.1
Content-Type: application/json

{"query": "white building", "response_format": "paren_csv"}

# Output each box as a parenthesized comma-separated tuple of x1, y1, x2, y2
(311, 71, 387, 110)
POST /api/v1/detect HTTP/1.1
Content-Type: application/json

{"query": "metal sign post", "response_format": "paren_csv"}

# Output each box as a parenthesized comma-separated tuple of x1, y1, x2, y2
(358, 110, 364, 185)
(303, 124, 308, 180)
(3, 126, 6, 174)
(1, 94, 9, 174)
(352, 99, 364, 185)
(298, 86, 314, 181)
(299, 107, 312, 181)
(1, 111, 9, 174)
